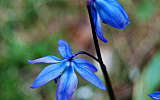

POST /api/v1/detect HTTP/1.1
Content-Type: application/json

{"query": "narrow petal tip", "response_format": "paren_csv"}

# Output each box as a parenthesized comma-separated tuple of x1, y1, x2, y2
(28, 60, 33, 64)
(119, 26, 126, 30)
(30, 85, 34, 89)
(102, 38, 108, 43)
(30, 80, 40, 89)
(30, 84, 37, 89)
(120, 21, 130, 30)
(28, 56, 61, 64)
(96, 29, 108, 43)
(127, 21, 130, 25)
(58, 39, 72, 58)
(101, 85, 106, 91)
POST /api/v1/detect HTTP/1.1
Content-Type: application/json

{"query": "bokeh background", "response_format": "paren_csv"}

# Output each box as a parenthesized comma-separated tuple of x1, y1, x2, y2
(0, 0, 160, 100)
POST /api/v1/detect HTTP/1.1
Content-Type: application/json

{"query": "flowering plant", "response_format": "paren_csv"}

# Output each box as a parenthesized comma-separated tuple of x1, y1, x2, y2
(29, 40, 106, 100)
(29, 0, 130, 100)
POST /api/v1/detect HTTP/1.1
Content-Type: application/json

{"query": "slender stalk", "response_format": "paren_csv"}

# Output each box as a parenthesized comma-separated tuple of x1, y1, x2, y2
(87, 5, 116, 100)
(72, 51, 99, 62)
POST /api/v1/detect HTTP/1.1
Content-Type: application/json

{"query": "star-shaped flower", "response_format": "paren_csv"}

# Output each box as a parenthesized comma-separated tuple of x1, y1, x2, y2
(89, 0, 130, 42)
(149, 91, 160, 100)
(29, 40, 106, 100)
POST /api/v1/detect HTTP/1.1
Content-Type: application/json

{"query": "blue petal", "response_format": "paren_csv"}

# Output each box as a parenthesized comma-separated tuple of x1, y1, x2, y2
(149, 92, 160, 100)
(58, 40, 72, 58)
(73, 58, 98, 72)
(73, 62, 106, 90)
(90, 3, 108, 43)
(30, 62, 66, 88)
(28, 55, 61, 64)
(56, 65, 78, 100)
(95, 0, 130, 29)
(54, 75, 61, 84)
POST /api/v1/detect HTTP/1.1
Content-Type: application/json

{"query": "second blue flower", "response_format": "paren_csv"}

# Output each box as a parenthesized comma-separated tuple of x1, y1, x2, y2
(89, 0, 130, 42)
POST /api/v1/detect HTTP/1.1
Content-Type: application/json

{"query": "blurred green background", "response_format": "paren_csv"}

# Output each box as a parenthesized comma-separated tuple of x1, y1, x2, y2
(0, 0, 160, 100)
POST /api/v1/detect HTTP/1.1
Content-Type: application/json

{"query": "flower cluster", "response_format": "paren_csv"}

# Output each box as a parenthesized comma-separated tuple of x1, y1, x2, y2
(29, 40, 106, 100)
(29, 0, 130, 100)
(89, 0, 130, 42)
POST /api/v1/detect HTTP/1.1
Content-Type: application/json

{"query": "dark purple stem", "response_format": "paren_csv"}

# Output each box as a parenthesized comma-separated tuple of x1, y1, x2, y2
(87, 5, 116, 100)
(72, 51, 99, 62)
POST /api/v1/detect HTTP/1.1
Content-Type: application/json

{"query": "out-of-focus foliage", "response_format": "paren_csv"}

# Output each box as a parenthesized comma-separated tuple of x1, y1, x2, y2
(135, 0, 157, 21)
(0, 0, 160, 100)
(133, 50, 160, 100)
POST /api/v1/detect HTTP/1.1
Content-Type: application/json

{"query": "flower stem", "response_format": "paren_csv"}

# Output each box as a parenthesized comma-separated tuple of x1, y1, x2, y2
(87, 5, 116, 100)
(73, 51, 99, 62)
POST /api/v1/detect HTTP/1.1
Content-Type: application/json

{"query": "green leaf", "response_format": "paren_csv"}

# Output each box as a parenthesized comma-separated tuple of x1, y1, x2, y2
(133, 50, 160, 100)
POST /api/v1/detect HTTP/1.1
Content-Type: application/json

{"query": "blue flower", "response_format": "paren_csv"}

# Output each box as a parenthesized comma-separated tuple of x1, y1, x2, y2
(29, 40, 106, 100)
(148, 91, 160, 100)
(89, 0, 130, 42)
